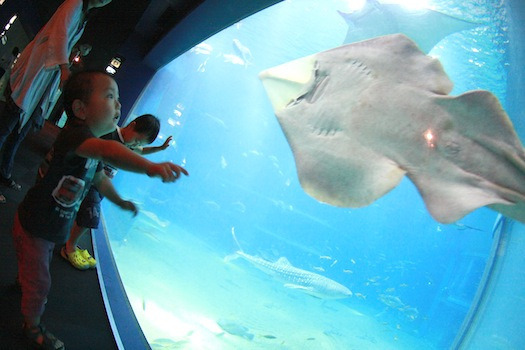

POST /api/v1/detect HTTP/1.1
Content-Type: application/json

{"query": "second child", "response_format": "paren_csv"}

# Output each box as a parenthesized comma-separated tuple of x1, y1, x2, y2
(62, 114, 173, 269)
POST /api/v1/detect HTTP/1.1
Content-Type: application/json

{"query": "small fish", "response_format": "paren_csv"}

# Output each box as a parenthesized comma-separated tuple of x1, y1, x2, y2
(367, 276, 380, 283)
(223, 53, 245, 65)
(404, 307, 419, 320)
(217, 319, 254, 341)
(454, 222, 484, 232)
(203, 200, 221, 211)
(232, 38, 253, 66)
(232, 201, 246, 213)
(354, 293, 367, 300)
(192, 42, 212, 55)
(262, 335, 277, 339)
(379, 294, 404, 309)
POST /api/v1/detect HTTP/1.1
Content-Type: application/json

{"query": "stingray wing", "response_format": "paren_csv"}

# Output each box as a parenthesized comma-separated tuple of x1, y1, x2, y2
(340, 2, 479, 52)
(260, 34, 525, 223)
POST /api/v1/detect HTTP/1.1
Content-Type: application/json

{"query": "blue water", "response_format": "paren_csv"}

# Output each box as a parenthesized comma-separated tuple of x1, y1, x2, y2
(102, 0, 513, 348)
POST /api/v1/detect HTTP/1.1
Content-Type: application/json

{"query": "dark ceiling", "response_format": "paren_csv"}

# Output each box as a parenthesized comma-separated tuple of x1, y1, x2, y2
(1, 0, 281, 118)
(32, 0, 205, 70)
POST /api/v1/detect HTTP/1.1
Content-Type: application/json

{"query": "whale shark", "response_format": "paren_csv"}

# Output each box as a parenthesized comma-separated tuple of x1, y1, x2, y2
(339, 0, 480, 52)
(227, 230, 352, 299)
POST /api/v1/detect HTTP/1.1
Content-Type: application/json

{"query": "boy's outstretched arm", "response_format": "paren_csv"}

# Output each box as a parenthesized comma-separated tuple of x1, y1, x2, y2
(93, 170, 138, 216)
(140, 135, 173, 155)
(76, 138, 189, 182)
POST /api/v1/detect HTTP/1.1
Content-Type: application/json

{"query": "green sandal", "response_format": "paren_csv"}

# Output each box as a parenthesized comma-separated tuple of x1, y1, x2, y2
(23, 323, 65, 350)
(77, 246, 97, 268)
(60, 246, 90, 270)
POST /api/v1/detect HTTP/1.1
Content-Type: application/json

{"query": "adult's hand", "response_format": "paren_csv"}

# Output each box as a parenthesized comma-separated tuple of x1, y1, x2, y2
(59, 64, 71, 90)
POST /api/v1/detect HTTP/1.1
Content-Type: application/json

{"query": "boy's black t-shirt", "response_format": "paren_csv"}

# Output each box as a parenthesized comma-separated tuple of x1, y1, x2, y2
(18, 124, 102, 243)
(101, 128, 122, 178)
(100, 127, 140, 178)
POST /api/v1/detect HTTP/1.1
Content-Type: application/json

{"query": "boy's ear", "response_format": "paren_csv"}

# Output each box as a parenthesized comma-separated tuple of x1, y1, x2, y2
(72, 99, 86, 120)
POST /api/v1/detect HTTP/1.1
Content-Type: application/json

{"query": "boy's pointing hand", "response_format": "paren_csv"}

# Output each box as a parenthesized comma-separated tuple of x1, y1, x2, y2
(147, 162, 189, 182)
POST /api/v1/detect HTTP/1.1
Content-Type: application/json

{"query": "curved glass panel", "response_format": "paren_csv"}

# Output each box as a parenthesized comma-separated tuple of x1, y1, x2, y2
(102, 0, 516, 348)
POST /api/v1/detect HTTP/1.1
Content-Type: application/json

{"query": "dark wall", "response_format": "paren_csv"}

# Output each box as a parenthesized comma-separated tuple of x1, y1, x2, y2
(0, 0, 43, 38)
(145, 0, 283, 69)
(111, 34, 156, 124)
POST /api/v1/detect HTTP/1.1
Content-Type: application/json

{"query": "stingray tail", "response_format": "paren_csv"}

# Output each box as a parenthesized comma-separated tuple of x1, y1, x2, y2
(224, 227, 244, 263)
(231, 226, 244, 252)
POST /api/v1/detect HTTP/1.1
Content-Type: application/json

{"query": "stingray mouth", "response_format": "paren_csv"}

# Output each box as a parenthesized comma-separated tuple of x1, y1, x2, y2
(259, 54, 317, 111)
(287, 62, 329, 108)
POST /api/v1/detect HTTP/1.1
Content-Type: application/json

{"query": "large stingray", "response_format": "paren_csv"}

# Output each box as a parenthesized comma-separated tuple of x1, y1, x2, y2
(339, 0, 479, 52)
(259, 34, 525, 224)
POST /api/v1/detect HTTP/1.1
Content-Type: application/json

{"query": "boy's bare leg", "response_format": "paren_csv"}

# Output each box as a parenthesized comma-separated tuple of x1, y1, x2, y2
(65, 222, 89, 254)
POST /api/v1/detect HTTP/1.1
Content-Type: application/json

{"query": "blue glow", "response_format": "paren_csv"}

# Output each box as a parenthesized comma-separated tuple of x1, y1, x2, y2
(102, 0, 516, 348)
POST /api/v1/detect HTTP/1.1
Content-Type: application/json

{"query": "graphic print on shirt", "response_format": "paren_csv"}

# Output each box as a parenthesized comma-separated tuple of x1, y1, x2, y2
(51, 158, 98, 208)
(52, 175, 86, 207)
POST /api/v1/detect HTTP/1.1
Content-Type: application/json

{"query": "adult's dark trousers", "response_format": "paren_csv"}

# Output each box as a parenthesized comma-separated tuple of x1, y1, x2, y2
(0, 94, 30, 180)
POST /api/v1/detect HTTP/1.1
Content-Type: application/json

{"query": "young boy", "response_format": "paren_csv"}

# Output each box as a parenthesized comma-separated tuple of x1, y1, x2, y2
(61, 114, 173, 269)
(12, 70, 188, 349)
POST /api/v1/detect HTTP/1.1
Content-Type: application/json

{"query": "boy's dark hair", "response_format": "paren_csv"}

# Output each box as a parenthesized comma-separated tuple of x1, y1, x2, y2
(131, 114, 160, 144)
(63, 70, 111, 119)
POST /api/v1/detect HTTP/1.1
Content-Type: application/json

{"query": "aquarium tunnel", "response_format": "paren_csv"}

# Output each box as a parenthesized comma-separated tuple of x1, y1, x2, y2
(92, 0, 525, 349)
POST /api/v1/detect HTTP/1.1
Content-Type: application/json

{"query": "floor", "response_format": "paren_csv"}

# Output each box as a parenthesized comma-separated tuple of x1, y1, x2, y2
(0, 122, 118, 349)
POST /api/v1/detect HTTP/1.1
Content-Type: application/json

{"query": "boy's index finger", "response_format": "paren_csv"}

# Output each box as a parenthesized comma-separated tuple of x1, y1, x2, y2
(171, 163, 189, 177)
(179, 166, 189, 176)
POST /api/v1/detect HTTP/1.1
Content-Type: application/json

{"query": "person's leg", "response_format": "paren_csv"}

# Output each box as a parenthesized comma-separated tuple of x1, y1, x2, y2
(65, 222, 90, 254)
(65, 186, 102, 268)
(60, 220, 91, 270)
(61, 188, 100, 269)
(12, 212, 53, 325)
(64, 222, 97, 268)
(62, 191, 100, 269)
(12, 212, 64, 348)
(0, 92, 23, 194)
(0, 116, 34, 188)
(0, 93, 21, 150)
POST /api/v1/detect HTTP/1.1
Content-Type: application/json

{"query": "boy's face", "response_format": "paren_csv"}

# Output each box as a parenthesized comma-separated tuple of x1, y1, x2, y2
(80, 74, 121, 137)
(125, 132, 150, 148)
